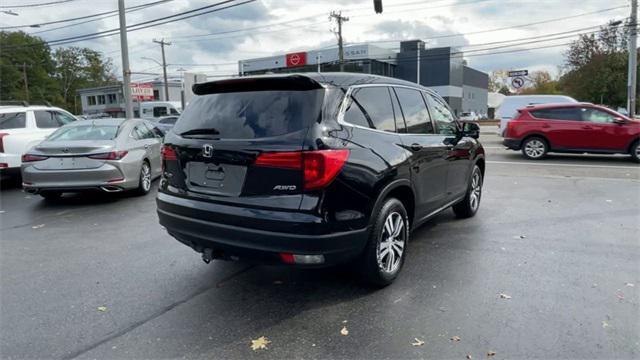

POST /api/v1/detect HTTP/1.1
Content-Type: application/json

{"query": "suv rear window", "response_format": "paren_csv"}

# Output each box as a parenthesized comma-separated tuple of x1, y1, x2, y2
(0, 112, 26, 129)
(173, 90, 323, 139)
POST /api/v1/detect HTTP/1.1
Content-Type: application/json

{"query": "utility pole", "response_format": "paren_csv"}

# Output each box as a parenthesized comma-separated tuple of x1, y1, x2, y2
(330, 11, 349, 72)
(21, 62, 29, 101)
(153, 38, 171, 101)
(317, 53, 322, 72)
(416, 47, 420, 85)
(118, 0, 133, 118)
(628, 0, 638, 117)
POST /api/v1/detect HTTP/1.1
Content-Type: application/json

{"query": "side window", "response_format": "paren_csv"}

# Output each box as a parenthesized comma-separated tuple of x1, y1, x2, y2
(580, 108, 617, 123)
(0, 112, 27, 129)
(130, 125, 143, 140)
(393, 87, 434, 134)
(531, 108, 580, 121)
(425, 94, 457, 135)
(153, 107, 168, 117)
(140, 122, 158, 139)
(53, 111, 76, 126)
(34, 111, 58, 128)
(342, 87, 395, 132)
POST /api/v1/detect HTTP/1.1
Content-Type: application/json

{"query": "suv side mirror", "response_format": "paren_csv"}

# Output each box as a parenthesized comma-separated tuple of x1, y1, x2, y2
(461, 121, 480, 139)
(613, 117, 627, 125)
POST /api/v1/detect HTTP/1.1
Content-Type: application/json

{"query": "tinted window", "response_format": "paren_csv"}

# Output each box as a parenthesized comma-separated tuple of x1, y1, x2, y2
(0, 112, 26, 129)
(343, 87, 395, 132)
(579, 108, 617, 123)
(393, 87, 433, 134)
(140, 122, 158, 139)
(35, 111, 58, 128)
(53, 111, 76, 126)
(170, 108, 180, 115)
(531, 108, 581, 121)
(424, 94, 457, 135)
(173, 90, 324, 139)
(153, 107, 168, 117)
(48, 125, 119, 141)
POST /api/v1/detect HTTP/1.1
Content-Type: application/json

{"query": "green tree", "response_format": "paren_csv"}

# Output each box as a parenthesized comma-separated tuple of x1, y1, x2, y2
(0, 31, 60, 104)
(53, 47, 116, 112)
(560, 20, 638, 108)
(520, 70, 560, 95)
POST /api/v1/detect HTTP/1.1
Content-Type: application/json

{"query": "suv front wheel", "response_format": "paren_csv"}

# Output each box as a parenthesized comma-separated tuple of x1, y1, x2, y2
(522, 137, 548, 160)
(358, 198, 409, 287)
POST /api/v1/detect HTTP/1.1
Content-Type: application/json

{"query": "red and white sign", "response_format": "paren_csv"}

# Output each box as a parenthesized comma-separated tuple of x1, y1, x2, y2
(130, 83, 154, 100)
(286, 52, 307, 68)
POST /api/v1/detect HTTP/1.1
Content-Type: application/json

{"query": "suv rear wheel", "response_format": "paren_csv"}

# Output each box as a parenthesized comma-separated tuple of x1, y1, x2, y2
(522, 136, 548, 160)
(630, 140, 640, 163)
(452, 165, 483, 218)
(358, 198, 409, 287)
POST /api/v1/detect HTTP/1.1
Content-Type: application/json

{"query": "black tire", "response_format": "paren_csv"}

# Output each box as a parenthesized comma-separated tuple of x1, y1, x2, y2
(135, 160, 152, 196)
(357, 198, 409, 287)
(40, 191, 62, 200)
(630, 140, 640, 163)
(452, 165, 483, 218)
(521, 136, 548, 160)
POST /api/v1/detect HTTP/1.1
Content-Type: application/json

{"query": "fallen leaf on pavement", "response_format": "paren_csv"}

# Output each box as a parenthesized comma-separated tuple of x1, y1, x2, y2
(605, 199, 613, 203)
(602, 321, 610, 328)
(487, 350, 496, 356)
(340, 326, 349, 336)
(0, 210, 5, 214)
(451, 336, 461, 342)
(499, 293, 512, 299)
(466, 355, 472, 359)
(411, 338, 425, 346)
(32, 224, 45, 229)
(342, 320, 348, 324)
(625, 282, 634, 287)
(250, 336, 271, 351)
(97, 306, 107, 312)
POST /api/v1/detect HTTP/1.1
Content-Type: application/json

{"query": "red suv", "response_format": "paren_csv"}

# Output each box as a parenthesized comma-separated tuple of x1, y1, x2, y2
(503, 103, 640, 162)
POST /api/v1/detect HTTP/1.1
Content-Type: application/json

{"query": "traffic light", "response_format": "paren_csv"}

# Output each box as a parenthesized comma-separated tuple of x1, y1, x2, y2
(373, 0, 382, 13)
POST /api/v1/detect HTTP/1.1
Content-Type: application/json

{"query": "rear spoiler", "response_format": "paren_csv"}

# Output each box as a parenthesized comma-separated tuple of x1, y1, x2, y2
(193, 75, 323, 95)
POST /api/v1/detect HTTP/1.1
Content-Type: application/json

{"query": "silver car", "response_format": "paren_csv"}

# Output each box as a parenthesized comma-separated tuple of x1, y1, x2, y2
(21, 118, 162, 199)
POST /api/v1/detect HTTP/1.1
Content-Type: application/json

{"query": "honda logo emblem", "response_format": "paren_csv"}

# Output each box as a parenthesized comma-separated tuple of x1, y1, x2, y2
(202, 144, 214, 158)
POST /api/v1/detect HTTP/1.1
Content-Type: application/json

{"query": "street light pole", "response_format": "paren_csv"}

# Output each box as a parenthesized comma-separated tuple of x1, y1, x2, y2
(153, 39, 171, 101)
(628, 0, 638, 117)
(118, 0, 133, 118)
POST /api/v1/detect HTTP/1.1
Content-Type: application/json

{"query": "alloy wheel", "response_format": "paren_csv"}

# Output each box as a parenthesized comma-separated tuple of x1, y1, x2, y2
(377, 212, 406, 274)
(635, 143, 640, 158)
(141, 163, 151, 191)
(469, 169, 482, 211)
(524, 139, 545, 158)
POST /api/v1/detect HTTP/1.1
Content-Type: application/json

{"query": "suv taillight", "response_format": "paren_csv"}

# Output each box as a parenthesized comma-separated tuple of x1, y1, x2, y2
(161, 145, 177, 160)
(0, 133, 7, 153)
(255, 150, 350, 190)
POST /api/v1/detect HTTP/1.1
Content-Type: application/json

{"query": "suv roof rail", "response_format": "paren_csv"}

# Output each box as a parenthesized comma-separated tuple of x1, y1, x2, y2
(0, 100, 29, 107)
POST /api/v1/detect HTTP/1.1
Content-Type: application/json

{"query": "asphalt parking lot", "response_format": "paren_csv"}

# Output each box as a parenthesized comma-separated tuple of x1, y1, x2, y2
(1, 129, 639, 359)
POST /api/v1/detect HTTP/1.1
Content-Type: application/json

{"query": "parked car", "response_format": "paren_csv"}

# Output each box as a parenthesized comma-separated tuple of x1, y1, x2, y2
(502, 103, 640, 162)
(0, 103, 78, 180)
(140, 101, 182, 120)
(152, 115, 179, 134)
(21, 118, 163, 199)
(157, 73, 485, 286)
(496, 95, 577, 136)
(459, 111, 479, 121)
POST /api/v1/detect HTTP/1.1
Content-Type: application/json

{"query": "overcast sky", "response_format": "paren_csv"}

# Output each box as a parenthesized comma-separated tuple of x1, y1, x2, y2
(0, 0, 631, 82)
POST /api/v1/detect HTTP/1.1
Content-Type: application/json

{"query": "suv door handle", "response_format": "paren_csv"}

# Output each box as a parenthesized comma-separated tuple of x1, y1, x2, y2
(581, 125, 593, 130)
(410, 143, 422, 151)
(541, 124, 551, 128)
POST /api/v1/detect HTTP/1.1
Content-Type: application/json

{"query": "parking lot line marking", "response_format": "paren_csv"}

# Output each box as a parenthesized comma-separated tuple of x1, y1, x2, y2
(486, 160, 640, 170)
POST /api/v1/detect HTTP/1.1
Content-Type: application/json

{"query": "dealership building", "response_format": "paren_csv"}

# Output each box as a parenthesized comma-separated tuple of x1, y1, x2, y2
(77, 80, 182, 117)
(239, 40, 488, 116)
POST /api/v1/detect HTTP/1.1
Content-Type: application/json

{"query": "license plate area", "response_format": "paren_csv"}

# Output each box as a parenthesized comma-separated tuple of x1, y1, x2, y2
(186, 162, 246, 196)
(36, 157, 96, 170)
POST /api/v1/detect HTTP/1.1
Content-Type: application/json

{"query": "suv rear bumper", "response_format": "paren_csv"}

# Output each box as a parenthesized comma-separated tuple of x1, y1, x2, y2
(157, 192, 370, 266)
(503, 138, 521, 150)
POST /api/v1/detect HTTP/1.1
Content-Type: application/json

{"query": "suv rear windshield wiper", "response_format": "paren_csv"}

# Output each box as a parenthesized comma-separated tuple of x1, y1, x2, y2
(179, 128, 220, 138)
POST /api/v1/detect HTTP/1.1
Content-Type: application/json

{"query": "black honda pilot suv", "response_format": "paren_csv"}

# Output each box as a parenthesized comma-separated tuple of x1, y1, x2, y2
(157, 73, 485, 286)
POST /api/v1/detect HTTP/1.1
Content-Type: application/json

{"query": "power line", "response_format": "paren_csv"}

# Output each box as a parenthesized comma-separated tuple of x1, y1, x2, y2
(0, 0, 78, 9)
(31, 0, 173, 35)
(1, 0, 256, 48)
(0, 0, 172, 30)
